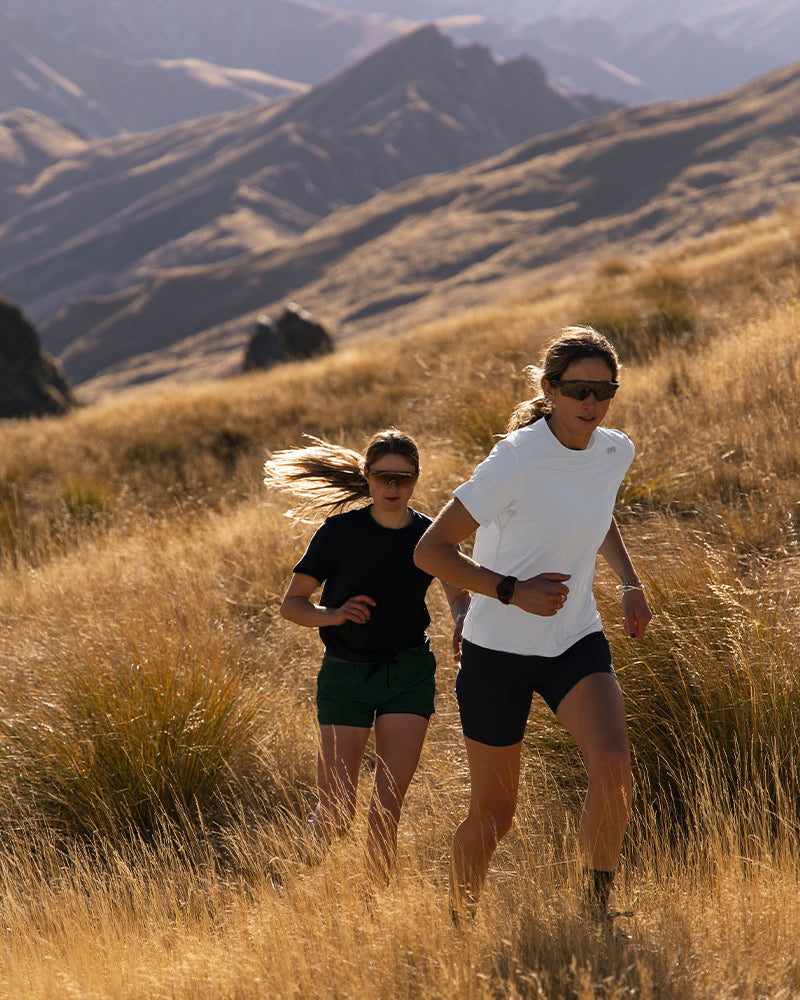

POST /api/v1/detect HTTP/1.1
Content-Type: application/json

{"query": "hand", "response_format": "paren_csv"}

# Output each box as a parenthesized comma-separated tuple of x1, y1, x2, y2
(511, 573, 571, 616)
(328, 594, 376, 626)
(621, 588, 651, 638)
(452, 612, 467, 662)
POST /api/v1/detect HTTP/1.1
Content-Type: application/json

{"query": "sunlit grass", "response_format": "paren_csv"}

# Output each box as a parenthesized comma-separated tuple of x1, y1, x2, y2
(3, 204, 800, 995)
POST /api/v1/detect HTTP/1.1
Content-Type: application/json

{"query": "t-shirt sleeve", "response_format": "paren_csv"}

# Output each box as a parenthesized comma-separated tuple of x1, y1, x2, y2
(615, 431, 636, 475)
(453, 436, 527, 526)
(292, 520, 335, 584)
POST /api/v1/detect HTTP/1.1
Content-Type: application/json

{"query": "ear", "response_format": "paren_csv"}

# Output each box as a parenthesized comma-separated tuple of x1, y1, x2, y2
(541, 377, 556, 402)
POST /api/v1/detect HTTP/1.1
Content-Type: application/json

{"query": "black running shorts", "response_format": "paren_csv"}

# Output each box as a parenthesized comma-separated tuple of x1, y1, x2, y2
(456, 631, 615, 747)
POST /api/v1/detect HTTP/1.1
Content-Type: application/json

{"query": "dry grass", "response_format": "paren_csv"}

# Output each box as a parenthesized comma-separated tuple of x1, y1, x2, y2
(3, 204, 800, 996)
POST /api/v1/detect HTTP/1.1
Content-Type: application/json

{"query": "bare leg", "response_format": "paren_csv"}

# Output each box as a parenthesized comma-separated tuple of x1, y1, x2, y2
(366, 713, 429, 882)
(450, 738, 522, 916)
(313, 724, 372, 842)
(555, 672, 632, 873)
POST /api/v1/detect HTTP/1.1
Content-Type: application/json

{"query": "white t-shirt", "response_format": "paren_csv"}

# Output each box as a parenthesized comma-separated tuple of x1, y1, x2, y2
(454, 418, 635, 657)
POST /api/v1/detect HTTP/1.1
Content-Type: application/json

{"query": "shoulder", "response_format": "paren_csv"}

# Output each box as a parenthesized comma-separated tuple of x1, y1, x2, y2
(408, 508, 434, 536)
(596, 426, 635, 456)
(501, 418, 556, 450)
(315, 505, 371, 535)
(409, 508, 433, 528)
(324, 506, 369, 525)
(476, 423, 543, 466)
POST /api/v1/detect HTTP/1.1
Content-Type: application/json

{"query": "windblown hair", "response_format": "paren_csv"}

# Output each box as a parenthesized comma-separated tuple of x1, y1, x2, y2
(507, 326, 620, 432)
(263, 429, 420, 521)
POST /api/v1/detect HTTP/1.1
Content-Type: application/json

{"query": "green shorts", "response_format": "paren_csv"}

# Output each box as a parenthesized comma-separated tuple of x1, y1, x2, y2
(316, 640, 436, 727)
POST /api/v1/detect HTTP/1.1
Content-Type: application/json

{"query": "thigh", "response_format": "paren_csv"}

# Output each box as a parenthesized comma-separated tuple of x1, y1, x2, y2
(373, 713, 429, 801)
(318, 723, 372, 792)
(464, 736, 523, 818)
(555, 672, 629, 760)
(537, 631, 615, 714)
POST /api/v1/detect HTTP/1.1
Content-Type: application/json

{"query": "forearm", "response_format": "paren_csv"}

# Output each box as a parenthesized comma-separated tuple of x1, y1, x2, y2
(280, 594, 335, 628)
(416, 540, 506, 600)
(447, 588, 472, 623)
(597, 517, 642, 583)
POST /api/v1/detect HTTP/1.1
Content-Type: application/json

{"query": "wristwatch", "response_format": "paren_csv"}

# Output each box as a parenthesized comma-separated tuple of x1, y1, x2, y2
(496, 575, 517, 605)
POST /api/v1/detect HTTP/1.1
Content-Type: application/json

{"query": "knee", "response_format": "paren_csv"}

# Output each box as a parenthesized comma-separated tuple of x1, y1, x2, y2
(475, 801, 516, 845)
(588, 742, 631, 791)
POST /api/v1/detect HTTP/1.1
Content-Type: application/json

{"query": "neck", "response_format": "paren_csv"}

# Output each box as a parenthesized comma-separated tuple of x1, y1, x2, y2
(370, 505, 412, 529)
(546, 414, 592, 450)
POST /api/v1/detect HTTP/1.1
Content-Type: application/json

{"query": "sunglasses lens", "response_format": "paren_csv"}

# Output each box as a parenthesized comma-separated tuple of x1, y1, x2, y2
(596, 383, 618, 400)
(371, 471, 417, 485)
(555, 381, 618, 400)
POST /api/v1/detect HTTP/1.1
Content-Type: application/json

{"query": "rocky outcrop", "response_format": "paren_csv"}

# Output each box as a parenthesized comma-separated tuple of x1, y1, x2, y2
(243, 303, 333, 372)
(0, 296, 76, 419)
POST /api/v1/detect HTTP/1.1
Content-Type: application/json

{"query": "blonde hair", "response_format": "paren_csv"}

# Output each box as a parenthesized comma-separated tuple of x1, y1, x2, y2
(263, 429, 419, 521)
(507, 326, 620, 432)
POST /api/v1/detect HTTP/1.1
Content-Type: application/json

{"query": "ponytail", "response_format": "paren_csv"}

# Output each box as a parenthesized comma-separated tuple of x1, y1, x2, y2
(263, 437, 369, 521)
(506, 366, 551, 431)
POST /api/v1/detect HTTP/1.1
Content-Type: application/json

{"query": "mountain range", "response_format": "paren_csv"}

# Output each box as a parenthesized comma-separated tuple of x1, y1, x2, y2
(0, 27, 618, 337)
(1, 0, 797, 137)
(0, 8, 306, 139)
(12, 49, 798, 399)
(2, 6, 800, 401)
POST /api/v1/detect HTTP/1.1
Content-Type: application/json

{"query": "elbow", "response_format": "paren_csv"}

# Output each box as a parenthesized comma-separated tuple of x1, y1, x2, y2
(414, 536, 432, 573)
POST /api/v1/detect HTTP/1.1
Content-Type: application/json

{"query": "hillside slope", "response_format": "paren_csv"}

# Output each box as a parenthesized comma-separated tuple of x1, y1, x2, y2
(40, 59, 800, 394)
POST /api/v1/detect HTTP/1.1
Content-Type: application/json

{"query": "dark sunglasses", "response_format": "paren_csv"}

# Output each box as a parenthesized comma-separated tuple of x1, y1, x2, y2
(367, 470, 419, 486)
(549, 379, 619, 401)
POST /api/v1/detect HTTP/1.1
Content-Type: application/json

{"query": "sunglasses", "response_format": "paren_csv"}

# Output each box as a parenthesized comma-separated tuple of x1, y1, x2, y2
(549, 379, 619, 401)
(367, 470, 419, 486)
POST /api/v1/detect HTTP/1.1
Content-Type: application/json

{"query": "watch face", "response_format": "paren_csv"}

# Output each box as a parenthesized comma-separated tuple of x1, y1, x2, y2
(497, 576, 516, 603)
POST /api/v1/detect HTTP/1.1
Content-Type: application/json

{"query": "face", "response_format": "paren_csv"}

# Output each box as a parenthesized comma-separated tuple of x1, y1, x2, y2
(366, 454, 419, 513)
(544, 357, 616, 450)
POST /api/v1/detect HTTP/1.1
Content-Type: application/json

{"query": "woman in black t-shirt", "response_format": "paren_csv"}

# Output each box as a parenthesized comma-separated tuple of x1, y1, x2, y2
(265, 429, 469, 881)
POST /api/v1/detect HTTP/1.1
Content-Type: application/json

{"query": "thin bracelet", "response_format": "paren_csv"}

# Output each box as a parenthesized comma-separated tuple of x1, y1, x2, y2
(616, 580, 645, 594)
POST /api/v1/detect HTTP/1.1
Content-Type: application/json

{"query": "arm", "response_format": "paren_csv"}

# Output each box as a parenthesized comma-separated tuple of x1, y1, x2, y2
(441, 579, 471, 662)
(414, 498, 570, 617)
(598, 517, 652, 639)
(280, 572, 376, 628)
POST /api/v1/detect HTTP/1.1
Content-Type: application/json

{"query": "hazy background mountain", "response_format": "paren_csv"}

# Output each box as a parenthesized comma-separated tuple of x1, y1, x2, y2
(437, 0, 800, 62)
(443, 17, 779, 103)
(0, 0, 408, 98)
(26, 57, 800, 398)
(0, 26, 618, 328)
(0, 9, 307, 138)
(1, 0, 796, 137)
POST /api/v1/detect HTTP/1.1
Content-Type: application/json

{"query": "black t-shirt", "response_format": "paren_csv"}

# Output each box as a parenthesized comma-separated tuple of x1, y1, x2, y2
(293, 505, 435, 662)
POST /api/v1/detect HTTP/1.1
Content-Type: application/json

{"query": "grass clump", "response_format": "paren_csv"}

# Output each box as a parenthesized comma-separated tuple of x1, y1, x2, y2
(1, 633, 274, 844)
(583, 264, 699, 364)
(610, 520, 800, 848)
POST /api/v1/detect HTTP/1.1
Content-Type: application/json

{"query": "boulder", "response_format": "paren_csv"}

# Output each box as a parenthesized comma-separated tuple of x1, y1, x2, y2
(0, 296, 76, 419)
(243, 303, 333, 372)
(242, 315, 285, 372)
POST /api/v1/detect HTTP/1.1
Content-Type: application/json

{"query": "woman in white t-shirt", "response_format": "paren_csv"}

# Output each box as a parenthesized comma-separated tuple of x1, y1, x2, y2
(415, 327, 651, 922)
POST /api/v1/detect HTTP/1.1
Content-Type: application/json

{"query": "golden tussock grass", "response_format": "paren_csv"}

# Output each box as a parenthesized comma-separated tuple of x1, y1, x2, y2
(2, 204, 800, 997)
